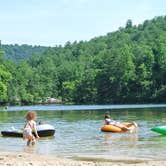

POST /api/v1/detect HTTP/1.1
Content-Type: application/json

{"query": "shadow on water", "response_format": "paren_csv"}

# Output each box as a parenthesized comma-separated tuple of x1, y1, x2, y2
(148, 134, 166, 142)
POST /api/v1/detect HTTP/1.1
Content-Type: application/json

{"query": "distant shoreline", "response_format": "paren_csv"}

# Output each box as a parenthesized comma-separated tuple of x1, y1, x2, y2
(5, 104, 166, 112)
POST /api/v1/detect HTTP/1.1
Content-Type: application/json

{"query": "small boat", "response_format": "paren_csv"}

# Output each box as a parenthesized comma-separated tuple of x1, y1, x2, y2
(151, 126, 166, 135)
(1, 124, 55, 137)
(101, 122, 137, 132)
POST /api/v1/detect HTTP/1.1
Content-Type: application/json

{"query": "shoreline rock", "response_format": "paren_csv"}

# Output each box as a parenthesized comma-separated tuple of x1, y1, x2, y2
(44, 97, 62, 104)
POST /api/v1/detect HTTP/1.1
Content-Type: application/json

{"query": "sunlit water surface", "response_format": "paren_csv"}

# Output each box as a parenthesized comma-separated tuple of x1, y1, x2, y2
(0, 105, 166, 161)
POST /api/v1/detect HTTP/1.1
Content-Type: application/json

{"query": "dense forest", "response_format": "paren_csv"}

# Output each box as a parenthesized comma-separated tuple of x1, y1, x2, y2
(1, 44, 47, 61)
(0, 16, 166, 105)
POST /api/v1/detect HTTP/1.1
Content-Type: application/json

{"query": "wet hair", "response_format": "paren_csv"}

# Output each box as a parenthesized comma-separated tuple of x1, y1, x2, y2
(25, 111, 37, 121)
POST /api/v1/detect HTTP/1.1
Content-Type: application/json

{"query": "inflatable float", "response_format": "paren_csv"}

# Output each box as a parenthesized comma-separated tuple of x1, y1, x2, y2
(101, 122, 137, 132)
(1, 124, 55, 137)
(151, 126, 166, 135)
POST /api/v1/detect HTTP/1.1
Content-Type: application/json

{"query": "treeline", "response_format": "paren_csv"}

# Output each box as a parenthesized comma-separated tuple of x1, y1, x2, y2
(0, 16, 166, 105)
(1, 44, 47, 61)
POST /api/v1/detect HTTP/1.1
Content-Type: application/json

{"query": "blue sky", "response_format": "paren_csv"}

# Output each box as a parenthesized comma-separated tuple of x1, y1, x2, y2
(0, 0, 166, 46)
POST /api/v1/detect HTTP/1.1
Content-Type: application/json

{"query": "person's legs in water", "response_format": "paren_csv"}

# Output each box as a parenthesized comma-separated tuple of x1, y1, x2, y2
(24, 134, 34, 146)
(31, 135, 36, 145)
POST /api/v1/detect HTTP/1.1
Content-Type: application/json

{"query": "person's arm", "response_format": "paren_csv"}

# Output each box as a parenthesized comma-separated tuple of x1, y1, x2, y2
(33, 122, 40, 138)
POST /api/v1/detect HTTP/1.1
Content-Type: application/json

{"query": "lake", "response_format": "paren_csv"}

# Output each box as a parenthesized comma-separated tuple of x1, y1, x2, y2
(0, 104, 166, 161)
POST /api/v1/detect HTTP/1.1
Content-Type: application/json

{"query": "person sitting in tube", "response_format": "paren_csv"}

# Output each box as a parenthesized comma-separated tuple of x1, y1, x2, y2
(104, 112, 130, 131)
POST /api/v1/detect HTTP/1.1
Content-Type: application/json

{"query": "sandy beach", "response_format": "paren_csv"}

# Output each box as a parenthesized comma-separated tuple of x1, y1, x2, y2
(0, 152, 165, 166)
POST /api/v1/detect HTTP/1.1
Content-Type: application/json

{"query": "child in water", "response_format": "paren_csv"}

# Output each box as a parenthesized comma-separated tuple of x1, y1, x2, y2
(23, 111, 40, 146)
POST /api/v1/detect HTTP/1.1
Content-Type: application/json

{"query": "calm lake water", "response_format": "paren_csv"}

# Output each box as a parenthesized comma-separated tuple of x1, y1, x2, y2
(0, 105, 166, 161)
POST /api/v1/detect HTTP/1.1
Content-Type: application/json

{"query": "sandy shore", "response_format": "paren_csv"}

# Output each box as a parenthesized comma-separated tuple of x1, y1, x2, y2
(0, 152, 165, 166)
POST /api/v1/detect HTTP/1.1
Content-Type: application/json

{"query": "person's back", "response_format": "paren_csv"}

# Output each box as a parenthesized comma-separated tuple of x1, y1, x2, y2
(24, 119, 36, 131)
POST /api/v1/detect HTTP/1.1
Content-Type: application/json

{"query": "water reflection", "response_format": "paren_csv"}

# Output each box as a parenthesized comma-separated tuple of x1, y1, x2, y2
(104, 133, 138, 143)
(23, 145, 36, 154)
(103, 133, 112, 141)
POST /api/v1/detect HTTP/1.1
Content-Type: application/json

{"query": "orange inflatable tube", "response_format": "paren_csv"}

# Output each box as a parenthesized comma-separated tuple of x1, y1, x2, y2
(101, 125, 126, 132)
(101, 122, 137, 132)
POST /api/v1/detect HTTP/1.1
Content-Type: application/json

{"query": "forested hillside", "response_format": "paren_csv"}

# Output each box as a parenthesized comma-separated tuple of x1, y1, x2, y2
(1, 44, 47, 61)
(0, 16, 166, 105)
